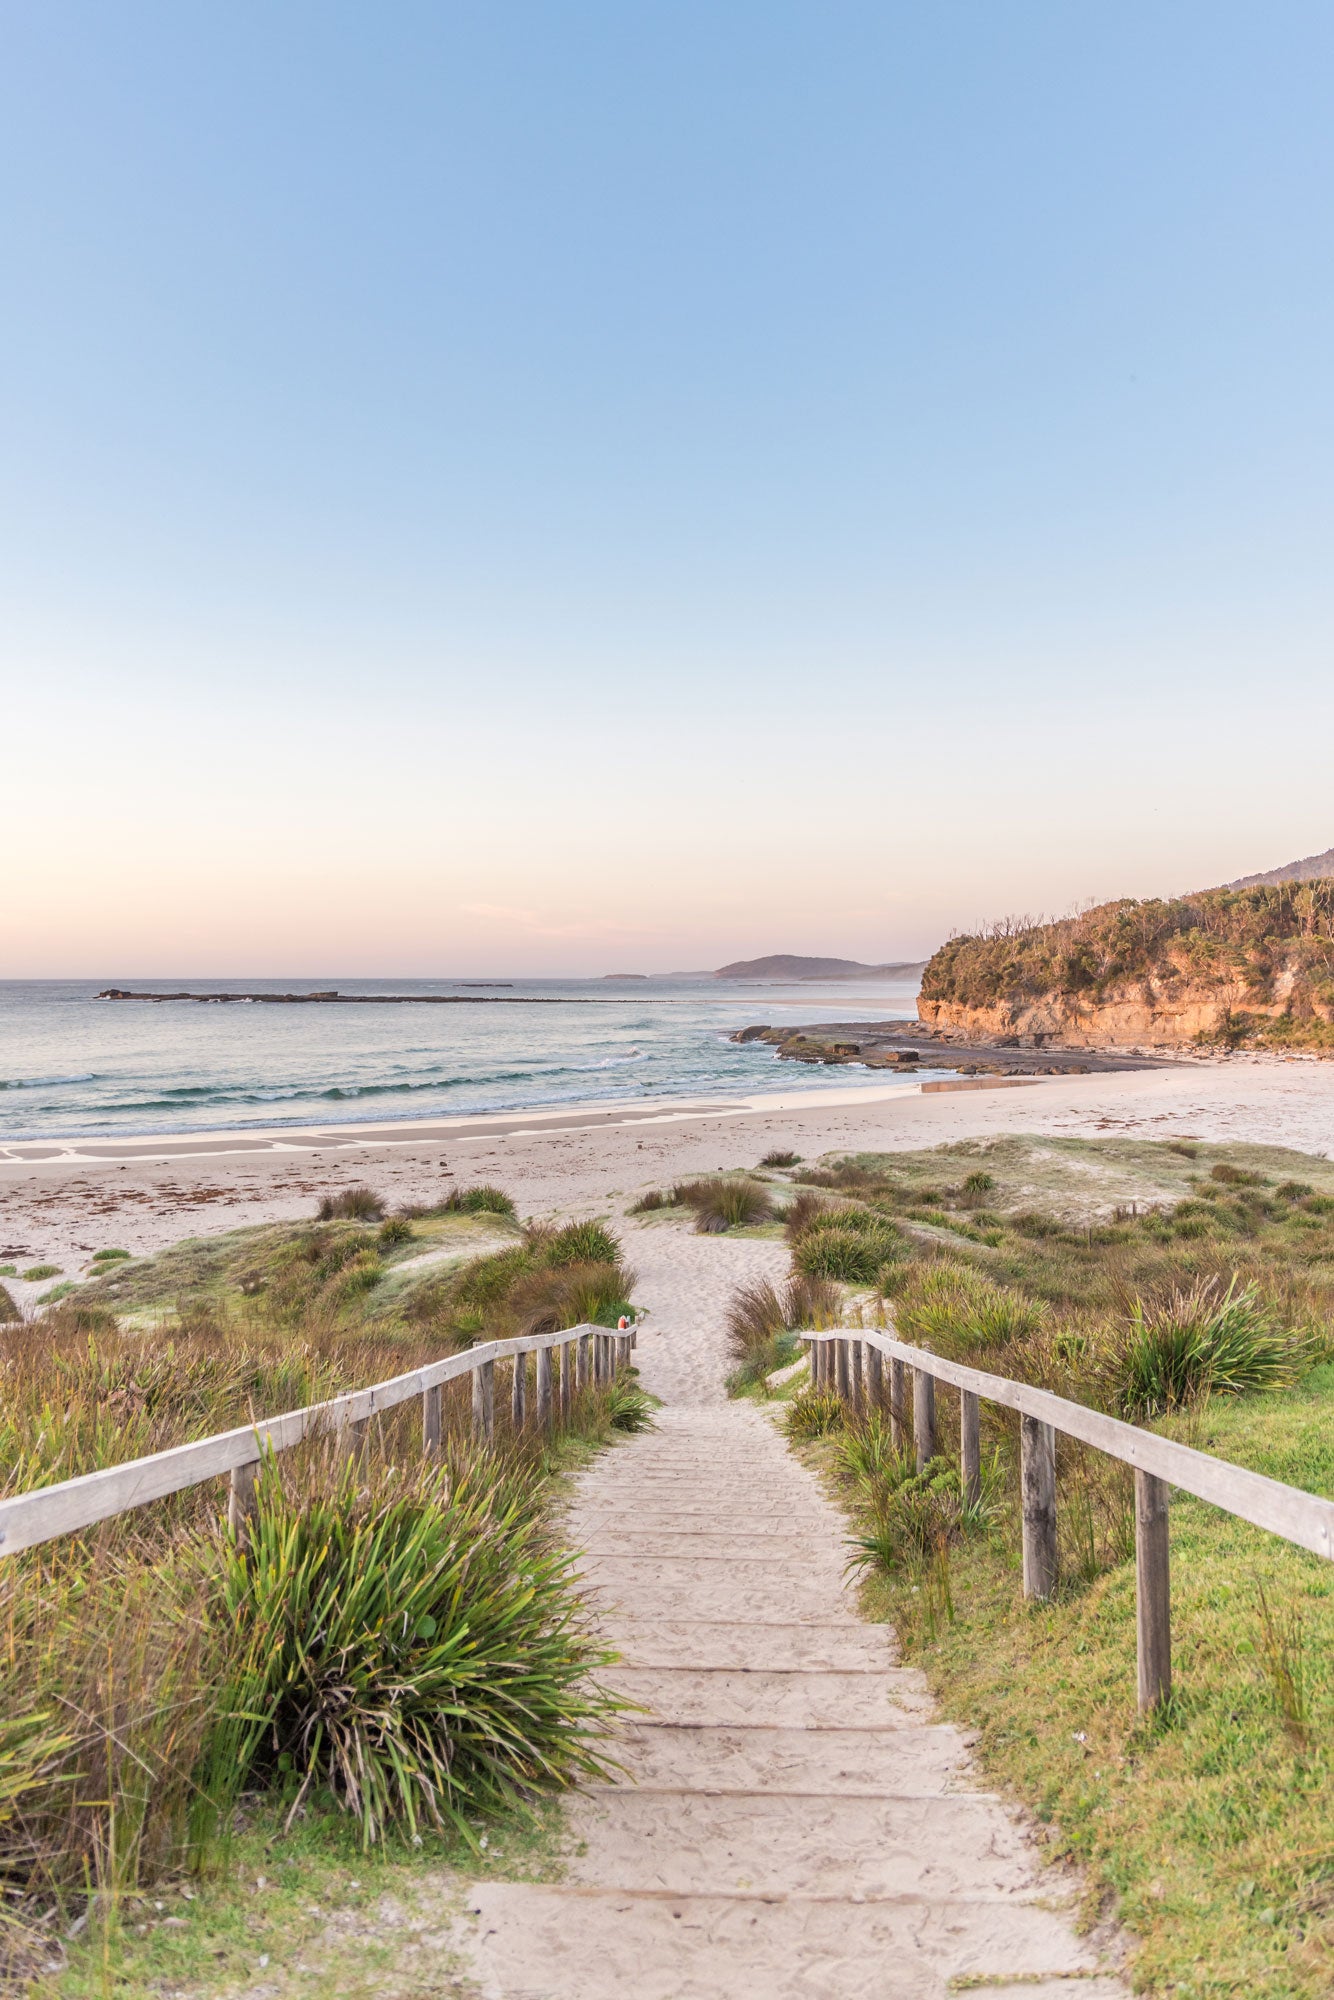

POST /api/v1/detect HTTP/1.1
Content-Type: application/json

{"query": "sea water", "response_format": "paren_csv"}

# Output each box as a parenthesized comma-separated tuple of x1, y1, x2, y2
(0, 975, 927, 1141)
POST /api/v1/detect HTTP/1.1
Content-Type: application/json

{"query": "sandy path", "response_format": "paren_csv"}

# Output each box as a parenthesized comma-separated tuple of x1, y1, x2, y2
(448, 1225, 1125, 1995)
(623, 1222, 789, 1405)
(454, 1398, 1126, 1998)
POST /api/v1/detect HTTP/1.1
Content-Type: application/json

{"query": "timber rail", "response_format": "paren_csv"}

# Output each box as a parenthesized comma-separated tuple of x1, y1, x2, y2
(804, 1326, 1334, 1711)
(0, 1321, 633, 1560)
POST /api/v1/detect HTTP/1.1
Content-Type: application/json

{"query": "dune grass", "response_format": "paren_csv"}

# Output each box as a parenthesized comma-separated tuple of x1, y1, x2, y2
(775, 1133, 1334, 1996)
(0, 1188, 642, 1986)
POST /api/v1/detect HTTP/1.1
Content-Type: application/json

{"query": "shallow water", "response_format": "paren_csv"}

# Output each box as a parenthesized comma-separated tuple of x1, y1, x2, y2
(0, 975, 923, 1140)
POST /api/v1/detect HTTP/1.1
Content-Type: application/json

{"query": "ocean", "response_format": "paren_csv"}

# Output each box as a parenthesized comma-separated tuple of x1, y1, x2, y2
(0, 975, 928, 1142)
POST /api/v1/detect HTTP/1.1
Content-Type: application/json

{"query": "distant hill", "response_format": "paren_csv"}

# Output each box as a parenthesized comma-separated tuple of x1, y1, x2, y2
(713, 954, 927, 980)
(1222, 846, 1334, 890)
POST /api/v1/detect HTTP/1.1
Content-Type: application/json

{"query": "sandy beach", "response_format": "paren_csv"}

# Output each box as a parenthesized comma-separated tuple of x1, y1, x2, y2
(5, 1059, 1334, 1381)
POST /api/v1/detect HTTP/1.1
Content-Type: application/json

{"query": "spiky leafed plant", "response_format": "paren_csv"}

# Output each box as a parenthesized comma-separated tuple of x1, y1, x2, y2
(209, 1452, 620, 1849)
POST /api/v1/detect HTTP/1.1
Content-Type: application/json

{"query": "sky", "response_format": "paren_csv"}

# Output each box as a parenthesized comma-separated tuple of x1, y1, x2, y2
(4, 2, 1334, 976)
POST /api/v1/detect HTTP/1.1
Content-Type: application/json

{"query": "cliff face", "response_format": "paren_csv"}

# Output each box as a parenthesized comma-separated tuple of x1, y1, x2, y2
(919, 885, 1334, 1051)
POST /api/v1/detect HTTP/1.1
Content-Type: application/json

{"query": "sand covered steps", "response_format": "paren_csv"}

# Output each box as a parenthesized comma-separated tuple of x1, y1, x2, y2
(454, 1401, 1126, 1999)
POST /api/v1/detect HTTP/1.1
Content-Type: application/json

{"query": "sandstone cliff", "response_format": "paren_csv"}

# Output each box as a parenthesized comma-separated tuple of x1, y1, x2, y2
(918, 883, 1334, 1051)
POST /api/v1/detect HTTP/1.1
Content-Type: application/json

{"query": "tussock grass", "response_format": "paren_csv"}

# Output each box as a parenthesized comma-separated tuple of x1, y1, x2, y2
(674, 1177, 775, 1234)
(627, 1188, 675, 1214)
(211, 1450, 617, 1849)
(437, 1184, 518, 1219)
(315, 1187, 384, 1222)
(759, 1149, 801, 1167)
(890, 1261, 1048, 1361)
(1103, 1275, 1300, 1418)
(0, 1284, 19, 1325)
(793, 1215, 904, 1285)
(725, 1272, 840, 1390)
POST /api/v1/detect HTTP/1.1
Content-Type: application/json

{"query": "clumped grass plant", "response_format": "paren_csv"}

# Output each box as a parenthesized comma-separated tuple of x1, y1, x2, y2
(759, 1149, 801, 1167)
(315, 1187, 384, 1222)
(437, 1184, 518, 1219)
(1104, 1276, 1299, 1418)
(210, 1451, 618, 1849)
(674, 1177, 775, 1233)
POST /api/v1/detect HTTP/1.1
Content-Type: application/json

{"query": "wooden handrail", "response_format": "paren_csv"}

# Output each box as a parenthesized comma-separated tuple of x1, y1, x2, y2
(803, 1326, 1334, 1711)
(0, 1321, 634, 1560)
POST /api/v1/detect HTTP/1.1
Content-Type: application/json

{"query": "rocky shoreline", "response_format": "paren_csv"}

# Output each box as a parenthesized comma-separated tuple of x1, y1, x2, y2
(730, 1020, 1171, 1077)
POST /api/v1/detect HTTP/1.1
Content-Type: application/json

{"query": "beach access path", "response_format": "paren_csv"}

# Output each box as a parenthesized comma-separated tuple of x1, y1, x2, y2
(450, 1223, 1127, 1999)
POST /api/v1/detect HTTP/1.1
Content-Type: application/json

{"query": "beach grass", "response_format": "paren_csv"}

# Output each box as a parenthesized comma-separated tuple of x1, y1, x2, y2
(771, 1133, 1334, 1995)
(0, 1190, 640, 1985)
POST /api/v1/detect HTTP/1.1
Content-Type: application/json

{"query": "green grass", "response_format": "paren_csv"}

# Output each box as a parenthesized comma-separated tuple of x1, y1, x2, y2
(847, 1374, 1334, 1997)
(39, 1791, 569, 1998)
(20, 1265, 61, 1283)
(1, 1186, 643, 1982)
(780, 1133, 1334, 1996)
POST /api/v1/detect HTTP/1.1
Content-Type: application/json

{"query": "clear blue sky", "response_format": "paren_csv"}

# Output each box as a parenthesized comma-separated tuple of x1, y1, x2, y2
(5, 3, 1333, 974)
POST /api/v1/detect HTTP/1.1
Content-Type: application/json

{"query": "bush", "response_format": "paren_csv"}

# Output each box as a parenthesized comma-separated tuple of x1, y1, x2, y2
(675, 1178, 775, 1234)
(378, 1217, 413, 1247)
(604, 1377, 655, 1432)
(540, 1220, 620, 1267)
(848, 1460, 969, 1576)
(0, 1285, 20, 1325)
(784, 1389, 845, 1439)
(1211, 1163, 1266, 1188)
(316, 1187, 384, 1222)
(760, 1150, 801, 1167)
(794, 1220, 903, 1284)
(627, 1189, 674, 1214)
(780, 1271, 841, 1331)
(1104, 1276, 1299, 1419)
(91, 1248, 131, 1264)
(892, 1262, 1046, 1360)
(211, 1454, 617, 1848)
(726, 1279, 786, 1363)
(958, 1170, 996, 1205)
(783, 1189, 835, 1239)
(440, 1184, 518, 1219)
(20, 1266, 60, 1284)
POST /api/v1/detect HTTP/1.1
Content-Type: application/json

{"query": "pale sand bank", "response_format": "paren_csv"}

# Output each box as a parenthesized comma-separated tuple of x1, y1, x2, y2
(2, 1059, 1332, 1330)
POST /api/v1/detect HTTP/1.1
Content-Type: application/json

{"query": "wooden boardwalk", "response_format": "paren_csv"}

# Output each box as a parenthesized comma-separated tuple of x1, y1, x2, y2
(454, 1400, 1127, 1998)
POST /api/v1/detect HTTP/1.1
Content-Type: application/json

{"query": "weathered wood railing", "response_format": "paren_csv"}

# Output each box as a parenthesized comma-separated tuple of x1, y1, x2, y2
(804, 1326, 1334, 1711)
(0, 1321, 634, 1560)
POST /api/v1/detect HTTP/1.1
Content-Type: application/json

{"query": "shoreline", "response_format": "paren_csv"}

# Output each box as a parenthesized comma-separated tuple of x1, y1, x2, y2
(4, 1060, 1334, 1289)
(0, 1074, 961, 1164)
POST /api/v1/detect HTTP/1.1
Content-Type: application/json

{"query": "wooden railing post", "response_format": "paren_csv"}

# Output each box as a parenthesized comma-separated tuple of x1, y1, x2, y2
(560, 1338, 573, 1417)
(511, 1352, 526, 1429)
(865, 1343, 884, 1410)
(913, 1368, 936, 1470)
(1021, 1415, 1057, 1599)
(1135, 1470, 1172, 1709)
(422, 1383, 442, 1456)
(836, 1338, 851, 1401)
(536, 1346, 553, 1428)
(227, 1459, 258, 1542)
(472, 1359, 495, 1444)
(577, 1333, 591, 1390)
(960, 1389, 981, 1508)
(851, 1340, 864, 1410)
(889, 1357, 907, 1451)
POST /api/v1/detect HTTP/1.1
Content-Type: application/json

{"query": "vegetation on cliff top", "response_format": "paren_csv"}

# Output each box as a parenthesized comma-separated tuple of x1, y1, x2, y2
(919, 880, 1334, 1046)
